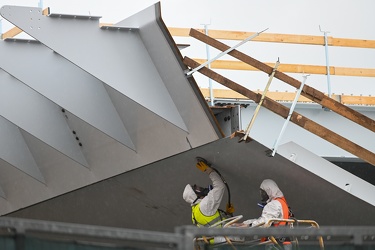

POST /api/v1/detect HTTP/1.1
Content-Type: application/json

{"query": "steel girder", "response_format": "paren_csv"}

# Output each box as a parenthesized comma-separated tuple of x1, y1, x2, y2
(0, 69, 87, 167)
(0, 3, 220, 214)
(0, 39, 135, 150)
(0, 4, 188, 132)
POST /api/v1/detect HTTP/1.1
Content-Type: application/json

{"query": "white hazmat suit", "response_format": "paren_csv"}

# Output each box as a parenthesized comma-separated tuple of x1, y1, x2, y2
(183, 170, 225, 219)
(243, 179, 288, 227)
(183, 169, 226, 244)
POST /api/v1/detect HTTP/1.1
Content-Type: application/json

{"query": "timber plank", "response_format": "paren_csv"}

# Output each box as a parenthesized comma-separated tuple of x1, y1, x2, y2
(193, 59, 375, 77)
(1, 27, 22, 39)
(200, 88, 320, 103)
(169, 27, 375, 49)
(341, 95, 375, 106)
(200, 88, 375, 106)
(332, 37, 375, 48)
(193, 59, 344, 76)
(334, 67, 375, 77)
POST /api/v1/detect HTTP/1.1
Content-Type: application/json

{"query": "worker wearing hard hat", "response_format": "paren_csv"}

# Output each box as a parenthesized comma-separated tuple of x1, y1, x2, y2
(182, 159, 226, 244)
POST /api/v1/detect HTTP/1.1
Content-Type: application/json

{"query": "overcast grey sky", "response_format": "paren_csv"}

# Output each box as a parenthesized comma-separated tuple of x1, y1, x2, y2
(1, 0, 374, 95)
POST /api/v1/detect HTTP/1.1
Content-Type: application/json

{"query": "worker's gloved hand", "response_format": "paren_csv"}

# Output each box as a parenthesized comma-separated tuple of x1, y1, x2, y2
(242, 219, 256, 227)
(196, 161, 212, 174)
(226, 203, 235, 215)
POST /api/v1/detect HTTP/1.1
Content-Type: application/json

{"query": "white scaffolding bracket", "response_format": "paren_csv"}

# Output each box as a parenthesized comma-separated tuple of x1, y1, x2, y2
(239, 59, 280, 142)
(201, 23, 214, 106)
(319, 25, 331, 98)
(271, 74, 309, 156)
(186, 28, 269, 76)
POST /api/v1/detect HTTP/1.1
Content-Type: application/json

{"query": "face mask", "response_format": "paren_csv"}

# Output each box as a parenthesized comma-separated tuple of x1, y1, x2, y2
(260, 189, 269, 202)
(193, 184, 212, 197)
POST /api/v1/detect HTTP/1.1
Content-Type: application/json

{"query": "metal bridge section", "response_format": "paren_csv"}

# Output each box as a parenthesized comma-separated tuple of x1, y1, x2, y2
(0, 3, 220, 215)
(0, 2, 374, 233)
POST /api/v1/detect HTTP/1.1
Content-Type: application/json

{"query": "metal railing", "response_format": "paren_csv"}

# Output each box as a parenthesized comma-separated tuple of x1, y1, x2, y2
(0, 217, 374, 250)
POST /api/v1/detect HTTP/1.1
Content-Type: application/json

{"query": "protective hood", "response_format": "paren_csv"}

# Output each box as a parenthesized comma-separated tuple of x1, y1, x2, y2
(183, 184, 198, 205)
(260, 179, 284, 203)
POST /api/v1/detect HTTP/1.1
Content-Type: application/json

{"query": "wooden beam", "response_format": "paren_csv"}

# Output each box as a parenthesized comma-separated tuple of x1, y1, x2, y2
(99, 23, 113, 27)
(168, 27, 190, 37)
(189, 28, 375, 134)
(169, 27, 375, 49)
(200, 88, 375, 106)
(192, 59, 375, 77)
(334, 67, 375, 77)
(42, 7, 50, 16)
(1, 27, 22, 40)
(200, 88, 322, 103)
(341, 95, 375, 106)
(184, 56, 375, 166)
(332, 37, 375, 48)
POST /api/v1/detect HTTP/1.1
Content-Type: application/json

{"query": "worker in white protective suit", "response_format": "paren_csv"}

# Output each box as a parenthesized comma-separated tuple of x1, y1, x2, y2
(235, 179, 293, 249)
(182, 159, 227, 244)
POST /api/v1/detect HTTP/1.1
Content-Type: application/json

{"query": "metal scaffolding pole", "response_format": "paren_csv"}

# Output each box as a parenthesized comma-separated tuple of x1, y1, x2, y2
(320, 25, 332, 98)
(202, 23, 214, 106)
(271, 74, 309, 156)
(239, 59, 280, 142)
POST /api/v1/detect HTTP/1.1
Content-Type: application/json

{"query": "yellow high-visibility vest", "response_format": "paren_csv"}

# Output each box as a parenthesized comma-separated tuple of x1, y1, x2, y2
(192, 203, 223, 244)
(191, 203, 222, 227)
